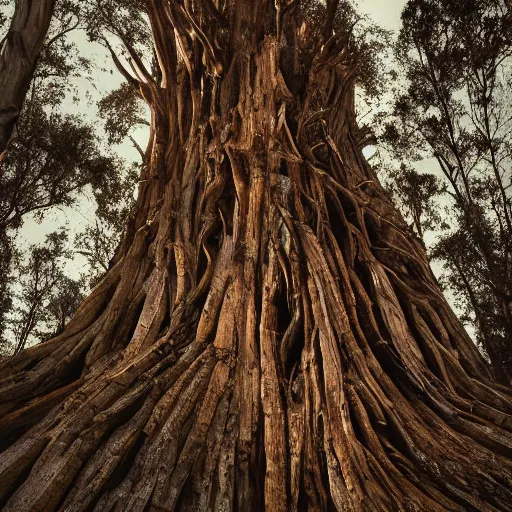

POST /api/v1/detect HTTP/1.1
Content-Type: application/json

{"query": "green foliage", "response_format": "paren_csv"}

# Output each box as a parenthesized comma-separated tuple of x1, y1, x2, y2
(75, 162, 138, 288)
(300, 0, 392, 97)
(386, 164, 447, 238)
(0, 0, 11, 33)
(0, 98, 121, 231)
(0, 232, 15, 355)
(83, 0, 150, 48)
(75, 221, 122, 289)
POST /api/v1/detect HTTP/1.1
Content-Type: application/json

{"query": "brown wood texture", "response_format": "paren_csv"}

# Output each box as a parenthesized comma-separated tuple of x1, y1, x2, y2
(0, 1, 511, 510)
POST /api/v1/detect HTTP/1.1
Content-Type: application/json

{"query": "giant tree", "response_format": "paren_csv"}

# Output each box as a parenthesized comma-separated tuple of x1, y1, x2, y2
(0, 1, 511, 511)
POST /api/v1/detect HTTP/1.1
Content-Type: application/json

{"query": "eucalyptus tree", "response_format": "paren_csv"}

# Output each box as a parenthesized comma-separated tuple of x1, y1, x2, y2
(8, 231, 85, 356)
(383, 0, 512, 382)
(0, 1, 511, 511)
(0, 0, 56, 157)
(0, 93, 131, 351)
(0, 0, 137, 351)
(385, 164, 446, 240)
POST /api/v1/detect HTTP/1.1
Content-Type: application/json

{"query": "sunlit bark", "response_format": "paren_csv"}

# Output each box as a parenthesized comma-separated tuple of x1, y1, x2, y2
(0, 1, 511, 510)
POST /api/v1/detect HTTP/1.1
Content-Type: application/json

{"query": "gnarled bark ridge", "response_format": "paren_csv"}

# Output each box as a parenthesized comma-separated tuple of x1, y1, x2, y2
(0, 1, 511, 510)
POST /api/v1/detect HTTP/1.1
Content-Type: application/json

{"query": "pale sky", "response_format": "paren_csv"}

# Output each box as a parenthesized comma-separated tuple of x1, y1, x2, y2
(357, 0, 408, 31)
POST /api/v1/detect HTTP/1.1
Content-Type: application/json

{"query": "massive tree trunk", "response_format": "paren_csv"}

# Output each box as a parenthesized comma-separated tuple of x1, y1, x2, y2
(0, 1, 511, 510)
(0, 0, 56, 159)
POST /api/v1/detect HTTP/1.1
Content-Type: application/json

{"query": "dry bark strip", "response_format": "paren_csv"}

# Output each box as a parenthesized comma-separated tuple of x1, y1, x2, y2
(0, 1, 511, 510)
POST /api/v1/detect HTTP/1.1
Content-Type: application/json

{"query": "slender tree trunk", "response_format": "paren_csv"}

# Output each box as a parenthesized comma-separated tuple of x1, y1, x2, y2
(0, 0, 55, 159)
(0, 2, 511, 511)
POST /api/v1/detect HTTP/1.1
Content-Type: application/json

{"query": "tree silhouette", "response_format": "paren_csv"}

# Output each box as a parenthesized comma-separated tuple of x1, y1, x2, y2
(383, 0, 512, 382)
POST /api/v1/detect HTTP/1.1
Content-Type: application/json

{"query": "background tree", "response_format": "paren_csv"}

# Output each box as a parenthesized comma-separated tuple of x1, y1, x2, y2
(0, 0, 139, 353)
(0, 102, 123, 236)
(381, 0, 512, 383)
(0, 85, 134, 353)
(8, 231, 85, 355)
(98, 82, 151, 163)
(75, 161, 139, 288)
(0, 231, 15, 355)
(0, 0, 56, 157)
(385, 163, 446, 239)
(0, 1, 511, 511)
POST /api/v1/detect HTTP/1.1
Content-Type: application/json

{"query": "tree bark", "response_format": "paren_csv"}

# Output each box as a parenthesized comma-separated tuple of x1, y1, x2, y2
(0, 2, 511, 511)
(0, 0, 56, 159)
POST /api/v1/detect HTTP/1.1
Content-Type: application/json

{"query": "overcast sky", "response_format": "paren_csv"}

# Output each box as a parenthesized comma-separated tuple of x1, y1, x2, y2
(358, 0, 408, 31)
